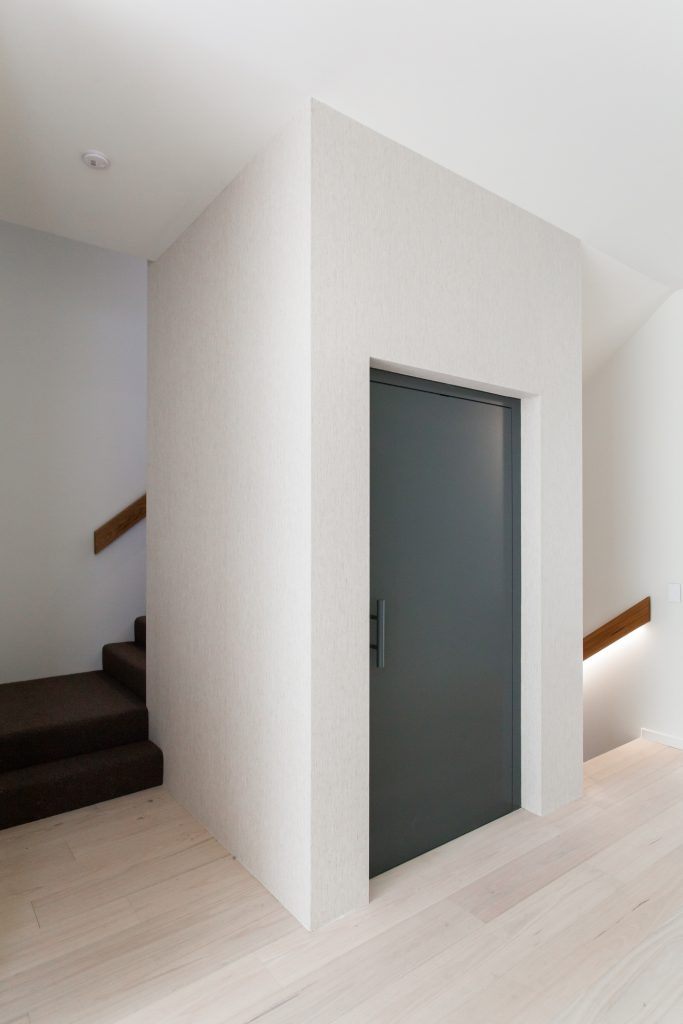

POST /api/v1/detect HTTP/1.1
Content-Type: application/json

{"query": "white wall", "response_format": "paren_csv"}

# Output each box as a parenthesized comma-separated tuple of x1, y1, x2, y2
(310, 102, 583, 925)
(147, 113, 313, 926)
(0, 220, 147, 683)
(583, 290, 683, 759)
(148, 102, 583, 931)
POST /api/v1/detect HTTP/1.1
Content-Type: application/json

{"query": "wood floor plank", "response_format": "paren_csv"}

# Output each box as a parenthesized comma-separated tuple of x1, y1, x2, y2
(0, 841, 76, 894)
(453, 764, 683, 923)
(369, 808, 559, 899)
(0, 898, 140, 982)
(114, 954, 286, 1024)
(31, 836, 227, 928)
(230, 895, 482, 1024)
(2, 896, 296, 1024)
(333, 865, 619, 1023)
(65, 810, 210, 872)
(555, 905, 683, 1023)
(584, 736, 665, 780)
(257, 810, 557, 986)
(445, 839, 683, 1022)
(0, 788, 172, 862)
(2, 740, 683, 1023)
(128, 852, 255, 922)
(0, 894, 38, 936)
(588, 748, 683, 802)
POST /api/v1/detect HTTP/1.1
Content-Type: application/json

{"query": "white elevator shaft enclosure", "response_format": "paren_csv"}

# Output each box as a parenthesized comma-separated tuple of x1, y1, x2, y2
(148, 100, 583, 930)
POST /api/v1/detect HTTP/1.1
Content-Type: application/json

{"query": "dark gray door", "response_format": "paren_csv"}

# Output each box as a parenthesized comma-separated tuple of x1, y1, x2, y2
(370, 369, 520, 878)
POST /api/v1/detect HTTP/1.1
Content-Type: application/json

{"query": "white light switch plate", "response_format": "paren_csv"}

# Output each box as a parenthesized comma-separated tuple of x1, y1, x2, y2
(667, 583, 681, 603)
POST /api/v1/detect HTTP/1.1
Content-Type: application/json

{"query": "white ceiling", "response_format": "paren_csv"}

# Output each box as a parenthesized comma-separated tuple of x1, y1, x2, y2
(1, 1, 680, 364)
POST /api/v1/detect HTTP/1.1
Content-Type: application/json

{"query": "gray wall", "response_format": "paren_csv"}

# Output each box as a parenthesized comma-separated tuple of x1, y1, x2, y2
(584, 290, 683, 759)
(148, 102, 583, 930)
(0, 220, 147, 682)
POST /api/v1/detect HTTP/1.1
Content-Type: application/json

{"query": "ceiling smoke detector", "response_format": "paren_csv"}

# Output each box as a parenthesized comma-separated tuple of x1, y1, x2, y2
(81, 150, 110, 170)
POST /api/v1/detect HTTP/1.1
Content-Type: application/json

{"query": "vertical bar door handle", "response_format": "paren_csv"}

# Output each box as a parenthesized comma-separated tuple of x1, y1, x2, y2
(370, 599, 386, 668)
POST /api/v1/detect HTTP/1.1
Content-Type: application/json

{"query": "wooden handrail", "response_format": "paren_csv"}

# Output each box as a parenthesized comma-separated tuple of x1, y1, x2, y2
(583, 597, 650, 660)
(94, 495, 146, 554)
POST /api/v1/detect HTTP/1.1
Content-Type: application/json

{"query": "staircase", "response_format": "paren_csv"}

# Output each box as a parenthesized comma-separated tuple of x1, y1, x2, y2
(0, 616, 162, 829)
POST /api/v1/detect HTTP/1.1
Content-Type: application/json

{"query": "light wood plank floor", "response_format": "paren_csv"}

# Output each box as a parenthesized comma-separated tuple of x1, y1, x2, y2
(3, 737, 683, 1023)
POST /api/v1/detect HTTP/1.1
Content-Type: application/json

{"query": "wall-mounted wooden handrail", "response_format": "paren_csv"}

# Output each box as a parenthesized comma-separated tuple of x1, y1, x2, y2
(94, 495, 146, 554)
(583, 597, 651, 660)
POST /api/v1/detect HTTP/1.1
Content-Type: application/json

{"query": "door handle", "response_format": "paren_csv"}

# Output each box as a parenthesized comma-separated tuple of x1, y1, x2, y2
(370, 599, 386, 668)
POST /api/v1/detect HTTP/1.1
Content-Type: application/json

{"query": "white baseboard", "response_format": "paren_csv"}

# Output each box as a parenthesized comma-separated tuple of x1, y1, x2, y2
(641, 727, 683, 751)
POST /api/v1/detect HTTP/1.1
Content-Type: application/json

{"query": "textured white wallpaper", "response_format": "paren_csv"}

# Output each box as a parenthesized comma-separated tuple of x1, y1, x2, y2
(147, 112, 313, 926)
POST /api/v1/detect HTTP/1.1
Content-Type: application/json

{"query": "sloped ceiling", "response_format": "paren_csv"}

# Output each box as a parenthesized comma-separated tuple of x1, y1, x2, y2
(582, 247, 672, 379)
(1, 1, 679, 363)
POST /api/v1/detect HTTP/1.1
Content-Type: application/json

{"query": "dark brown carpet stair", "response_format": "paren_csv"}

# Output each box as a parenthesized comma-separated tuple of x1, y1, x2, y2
(102, 641, 146, 699)
(0, 671, 148, 772)
(0, 742, 162, 831)
(0, 614, 161, 829)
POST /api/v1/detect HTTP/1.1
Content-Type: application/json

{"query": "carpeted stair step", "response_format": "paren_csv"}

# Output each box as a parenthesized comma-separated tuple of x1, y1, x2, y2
(134, 615, 146, 648)
(0, 671, 148, 773)
(0, 614, 158, 830)
(102, 641, 146, 699)
(0, 741, 163, 830)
